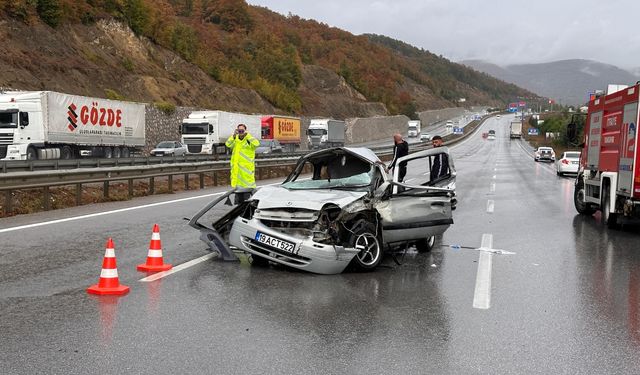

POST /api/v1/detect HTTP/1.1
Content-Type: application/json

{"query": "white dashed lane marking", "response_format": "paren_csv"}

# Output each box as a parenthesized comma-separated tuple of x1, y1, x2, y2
(486, 200, 494, 213)
(473, 234, 494, 310)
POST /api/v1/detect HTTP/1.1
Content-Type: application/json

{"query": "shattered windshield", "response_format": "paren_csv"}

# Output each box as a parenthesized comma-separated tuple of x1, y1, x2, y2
(283, 171, 373, 190)
(283, 153, 376, 190)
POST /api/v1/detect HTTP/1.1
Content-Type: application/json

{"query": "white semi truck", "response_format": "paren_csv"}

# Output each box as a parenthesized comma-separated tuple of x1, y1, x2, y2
(307, 119, 346, 149)
(0, 91, 145, 160)
(407, 120, 421, 137)
(509, 120, 522, 139)
(181, 111, 262, 155)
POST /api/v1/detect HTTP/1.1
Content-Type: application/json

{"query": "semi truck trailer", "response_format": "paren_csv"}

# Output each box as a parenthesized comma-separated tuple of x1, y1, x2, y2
(0, 91, 145, 160)
(261, 116, 301, 152)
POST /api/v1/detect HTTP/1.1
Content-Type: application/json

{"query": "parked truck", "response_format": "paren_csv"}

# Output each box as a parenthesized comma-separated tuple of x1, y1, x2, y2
(261, 116, 301, 152)
(307, 119, 345, 149)
(0, 91, 145, 160)
(181, 111, 261, 155)
(509, 121, 522, 139)
(407, 120, 421, 137)
(570, 82, 640, 228)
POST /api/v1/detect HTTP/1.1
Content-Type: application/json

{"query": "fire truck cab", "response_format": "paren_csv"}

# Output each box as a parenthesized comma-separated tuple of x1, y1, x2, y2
(571, 83, 640, 228)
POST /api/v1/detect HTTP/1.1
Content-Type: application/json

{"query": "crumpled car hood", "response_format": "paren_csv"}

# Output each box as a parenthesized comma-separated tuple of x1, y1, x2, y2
(252, 186, 367, 210)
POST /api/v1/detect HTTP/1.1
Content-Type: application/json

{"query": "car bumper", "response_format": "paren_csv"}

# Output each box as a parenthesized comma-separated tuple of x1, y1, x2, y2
(536, 156, 554, 161)
(228, 217, 359, 275)
(558, 163, 579, 173)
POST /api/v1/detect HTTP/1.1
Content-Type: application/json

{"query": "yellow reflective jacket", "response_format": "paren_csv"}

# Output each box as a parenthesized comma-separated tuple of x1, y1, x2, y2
(225, 133, 260, 188)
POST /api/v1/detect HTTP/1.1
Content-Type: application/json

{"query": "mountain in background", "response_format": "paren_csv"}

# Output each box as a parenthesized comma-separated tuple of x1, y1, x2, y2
(461, 59, 638, 106)
(0, 0, 535, 118)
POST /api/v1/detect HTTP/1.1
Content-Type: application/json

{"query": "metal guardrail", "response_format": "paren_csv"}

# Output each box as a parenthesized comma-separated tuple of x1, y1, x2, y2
(0, 113, 491, 216)
(0, 150, 310, 174)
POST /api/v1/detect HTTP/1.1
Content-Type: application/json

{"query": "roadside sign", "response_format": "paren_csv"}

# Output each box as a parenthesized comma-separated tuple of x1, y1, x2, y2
(453, 127, 463, 135)
(518, 101, 526, 107)
(528, 128, 539, 136)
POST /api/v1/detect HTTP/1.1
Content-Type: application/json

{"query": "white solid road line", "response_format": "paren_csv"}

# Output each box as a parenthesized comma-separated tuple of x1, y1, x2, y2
(0, 192, 226, 234)
(486, 200, 494, 213)
(139, 253, 217, 282)
(0, 182, 282, 233)
(473, 233, 494, 310)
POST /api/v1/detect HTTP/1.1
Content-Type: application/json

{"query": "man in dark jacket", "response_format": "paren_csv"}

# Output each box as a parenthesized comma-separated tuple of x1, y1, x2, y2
(430, 135, 449, 182)
(388, 133, 409, 182)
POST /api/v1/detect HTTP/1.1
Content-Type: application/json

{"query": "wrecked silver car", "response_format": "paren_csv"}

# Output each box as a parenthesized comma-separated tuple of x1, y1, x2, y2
(190, 147, 456, 274)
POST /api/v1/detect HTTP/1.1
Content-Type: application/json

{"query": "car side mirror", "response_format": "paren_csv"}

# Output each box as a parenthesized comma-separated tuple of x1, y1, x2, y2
(209, 124, 214, 134)
(566, 123, 577, 141)
(19, 112, 29, 127)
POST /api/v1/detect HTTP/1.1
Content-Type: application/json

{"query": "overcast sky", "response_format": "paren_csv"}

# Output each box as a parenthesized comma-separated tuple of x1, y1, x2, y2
(247, 0, 640, 70)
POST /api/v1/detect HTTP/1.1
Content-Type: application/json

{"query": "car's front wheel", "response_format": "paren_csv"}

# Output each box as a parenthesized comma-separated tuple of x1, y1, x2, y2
(349, 220, 382, 272)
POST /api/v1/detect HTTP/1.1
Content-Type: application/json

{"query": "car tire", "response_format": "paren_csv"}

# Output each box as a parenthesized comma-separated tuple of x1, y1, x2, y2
(416, 236, 436, 253)
(601, 184, 618, 229)
(122, 148, 131, 158)
(349, 220, 382, 272)
(113, 147, 122, 159)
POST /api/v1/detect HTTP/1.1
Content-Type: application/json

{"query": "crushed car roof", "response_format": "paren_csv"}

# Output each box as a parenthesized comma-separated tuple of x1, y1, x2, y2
(303, 147, 381, 164)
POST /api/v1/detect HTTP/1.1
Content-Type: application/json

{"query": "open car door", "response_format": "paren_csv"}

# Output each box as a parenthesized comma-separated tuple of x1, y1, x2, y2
(378, 147, 456, 244)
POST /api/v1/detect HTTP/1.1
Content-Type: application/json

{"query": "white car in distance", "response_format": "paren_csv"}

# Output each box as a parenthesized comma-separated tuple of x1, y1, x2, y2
(556, 151, 581, 176)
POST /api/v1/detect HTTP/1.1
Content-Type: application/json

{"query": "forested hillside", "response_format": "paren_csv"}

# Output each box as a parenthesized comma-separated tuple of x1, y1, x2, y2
(0, 0, 537, 116)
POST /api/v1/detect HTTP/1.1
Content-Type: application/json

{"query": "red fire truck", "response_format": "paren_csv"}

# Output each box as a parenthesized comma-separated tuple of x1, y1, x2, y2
(571, 83, 640, 228)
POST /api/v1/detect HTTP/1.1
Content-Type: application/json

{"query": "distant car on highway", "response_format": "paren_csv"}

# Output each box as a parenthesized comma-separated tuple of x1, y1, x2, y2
(556, 151, 581, 175)
(487, 129, 496, 140)
(256, 139, 283, 154)
(150, 141, 187, 156)
(496, 115, 501, 119)
(420, 133, 432, 142)
(534, 146, 555, 162)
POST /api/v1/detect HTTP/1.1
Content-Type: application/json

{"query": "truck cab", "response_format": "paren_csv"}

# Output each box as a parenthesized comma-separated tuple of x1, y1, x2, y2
(0, 97, 37, 160)
(307, 119, 345, 149)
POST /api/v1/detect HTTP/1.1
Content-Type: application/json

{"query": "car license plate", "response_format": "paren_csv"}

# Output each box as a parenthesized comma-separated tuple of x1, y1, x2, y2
(255, 231, 296, 253)
(572, 161, 579, 164)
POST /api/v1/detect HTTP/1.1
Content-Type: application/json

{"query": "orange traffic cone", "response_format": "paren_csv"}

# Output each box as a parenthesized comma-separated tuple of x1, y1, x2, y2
(137, 224, 173, 272)
(87, 238, 130, 295)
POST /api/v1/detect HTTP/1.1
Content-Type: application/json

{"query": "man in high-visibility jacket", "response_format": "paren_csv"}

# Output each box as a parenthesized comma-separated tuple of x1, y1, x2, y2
(225, 123, 260, 190)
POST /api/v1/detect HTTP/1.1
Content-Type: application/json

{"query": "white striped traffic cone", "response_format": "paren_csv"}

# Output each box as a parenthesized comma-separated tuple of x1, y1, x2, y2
(87, 238, 130, 295)
(137, 224, 173, 272)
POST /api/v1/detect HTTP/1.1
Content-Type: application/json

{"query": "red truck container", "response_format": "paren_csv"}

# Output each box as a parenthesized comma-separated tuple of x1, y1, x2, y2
(572, 83, 640, 227)
(261, 116, 301, 152)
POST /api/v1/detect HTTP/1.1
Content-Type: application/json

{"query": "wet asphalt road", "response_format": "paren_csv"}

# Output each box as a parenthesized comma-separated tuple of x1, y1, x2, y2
(2, 114, 640, 374)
